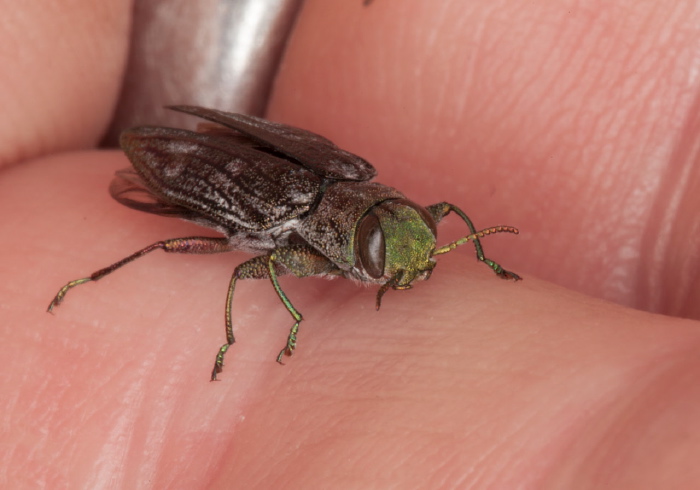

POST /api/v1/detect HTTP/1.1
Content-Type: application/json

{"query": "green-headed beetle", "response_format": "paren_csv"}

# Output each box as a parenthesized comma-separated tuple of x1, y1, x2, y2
(48, 106, 521, 380)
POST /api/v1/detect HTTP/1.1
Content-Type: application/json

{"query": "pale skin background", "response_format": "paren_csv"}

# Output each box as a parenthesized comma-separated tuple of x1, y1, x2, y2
(2, 1, 700, 488)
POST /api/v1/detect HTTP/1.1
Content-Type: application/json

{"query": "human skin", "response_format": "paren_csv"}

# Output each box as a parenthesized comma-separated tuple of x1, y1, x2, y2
(2, 1, 700, 488)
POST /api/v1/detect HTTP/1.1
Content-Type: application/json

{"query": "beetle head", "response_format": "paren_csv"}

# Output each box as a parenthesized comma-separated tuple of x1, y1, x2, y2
(354, 199, 438, 307)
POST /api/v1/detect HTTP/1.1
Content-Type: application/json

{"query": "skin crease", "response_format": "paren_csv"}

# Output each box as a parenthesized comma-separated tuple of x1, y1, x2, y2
(2, 0, 700, 488)
(0, 0, 129, 166)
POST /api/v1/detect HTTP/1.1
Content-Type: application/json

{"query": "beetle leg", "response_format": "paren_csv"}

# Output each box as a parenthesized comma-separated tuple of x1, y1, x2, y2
(426, 203, 521, 281)
(48, 236, 234, 312)
(212, 254, 272, 381)
(267, 254, 302, 364)
(212, 245, 339, 380)
(267, 245, 339, 364)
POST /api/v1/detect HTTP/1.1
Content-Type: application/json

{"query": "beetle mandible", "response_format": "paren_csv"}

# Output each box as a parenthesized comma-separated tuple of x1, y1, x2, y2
(48, 106, 521, 380)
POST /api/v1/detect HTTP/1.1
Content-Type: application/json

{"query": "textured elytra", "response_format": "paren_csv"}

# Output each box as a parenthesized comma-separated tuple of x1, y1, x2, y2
(117, 126, 323, 234)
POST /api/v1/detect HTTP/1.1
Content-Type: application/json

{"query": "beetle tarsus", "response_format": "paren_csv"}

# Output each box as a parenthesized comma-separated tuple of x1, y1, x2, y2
(211, 343, 231, 381)
(47, 277, 93, 313)
(276, 321, 299, 364)
(498, 269, 522, 281)
(483, 258, 522, 281)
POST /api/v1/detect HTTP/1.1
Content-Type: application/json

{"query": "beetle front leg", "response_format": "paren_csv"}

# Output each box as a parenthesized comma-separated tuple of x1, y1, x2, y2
(426, 202, 521, 281)
(212, 245, 339, 380)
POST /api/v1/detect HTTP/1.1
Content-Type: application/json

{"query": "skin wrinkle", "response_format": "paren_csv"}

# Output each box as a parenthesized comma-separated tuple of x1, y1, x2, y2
(0, 2, 128, 166)
(442, 5, 484, 121)
(463, 377, 576, 488)
(536, 5, 656, 165)
(637, 20, 700, 315)
(543, 345, 700, 487)
(484, 4, 699, 305)
(642, 96, 700, 315)
(685, 225, 700, 317)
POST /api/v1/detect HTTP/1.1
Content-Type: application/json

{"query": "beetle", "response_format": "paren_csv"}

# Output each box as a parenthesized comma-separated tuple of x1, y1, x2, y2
(48, 106, 521, 380)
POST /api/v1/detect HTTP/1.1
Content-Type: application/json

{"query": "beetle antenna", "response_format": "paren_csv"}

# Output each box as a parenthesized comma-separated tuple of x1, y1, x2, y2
(432, 226, 519, 256)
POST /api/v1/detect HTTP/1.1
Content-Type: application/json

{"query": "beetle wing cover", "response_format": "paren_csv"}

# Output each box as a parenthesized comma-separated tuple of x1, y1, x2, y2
(118, 126, 322, 232)
(110, 168, 202, 219)
(168, 105, 377, 182)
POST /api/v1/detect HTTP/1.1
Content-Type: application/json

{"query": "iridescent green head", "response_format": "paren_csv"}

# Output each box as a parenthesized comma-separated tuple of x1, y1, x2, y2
(354, 198, 437, 290)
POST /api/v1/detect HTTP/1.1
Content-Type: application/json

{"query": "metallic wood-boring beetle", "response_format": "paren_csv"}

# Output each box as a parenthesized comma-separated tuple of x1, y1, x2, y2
(48, 106, 521, 380)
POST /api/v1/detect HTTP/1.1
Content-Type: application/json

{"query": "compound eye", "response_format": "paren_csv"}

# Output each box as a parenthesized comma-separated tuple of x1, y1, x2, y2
(393, 199, 437, 237)
(356, 211, 386, 279)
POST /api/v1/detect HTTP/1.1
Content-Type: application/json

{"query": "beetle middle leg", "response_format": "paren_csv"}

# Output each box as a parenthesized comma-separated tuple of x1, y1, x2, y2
(426, 202, 521, 281)
(212, 245, 339, 380)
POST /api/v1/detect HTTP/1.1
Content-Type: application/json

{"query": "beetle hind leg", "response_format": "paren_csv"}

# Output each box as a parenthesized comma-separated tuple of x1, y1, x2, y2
(48, 236, 234, 312)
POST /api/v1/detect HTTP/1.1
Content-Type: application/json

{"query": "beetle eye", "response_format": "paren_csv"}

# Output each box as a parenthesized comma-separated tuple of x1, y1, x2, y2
(357, 212, 385, 279)
(393, 199, 437, 237)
